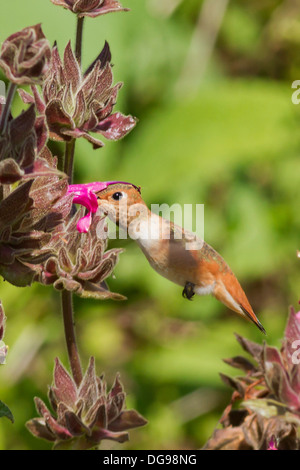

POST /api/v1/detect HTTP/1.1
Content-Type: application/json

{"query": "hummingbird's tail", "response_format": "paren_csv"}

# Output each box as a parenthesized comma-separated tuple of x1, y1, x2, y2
(213, 276, 266, 334)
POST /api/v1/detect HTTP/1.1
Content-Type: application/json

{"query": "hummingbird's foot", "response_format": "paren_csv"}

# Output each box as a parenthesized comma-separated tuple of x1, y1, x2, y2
(182, 282, 195, 301)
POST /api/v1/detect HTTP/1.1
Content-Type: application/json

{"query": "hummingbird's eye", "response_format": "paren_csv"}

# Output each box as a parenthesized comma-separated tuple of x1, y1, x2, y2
(112, 191, 123, 201)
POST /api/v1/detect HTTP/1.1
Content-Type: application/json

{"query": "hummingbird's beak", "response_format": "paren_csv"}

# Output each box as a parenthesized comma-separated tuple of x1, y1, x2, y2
(240, 305, 266, 335)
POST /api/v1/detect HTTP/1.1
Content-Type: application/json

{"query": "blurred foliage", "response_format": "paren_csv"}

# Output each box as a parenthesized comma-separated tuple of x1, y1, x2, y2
(1, 0, 300, 450)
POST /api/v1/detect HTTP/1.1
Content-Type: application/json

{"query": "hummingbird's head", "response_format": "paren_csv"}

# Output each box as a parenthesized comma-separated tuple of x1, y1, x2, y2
(96, 182, 145, 229)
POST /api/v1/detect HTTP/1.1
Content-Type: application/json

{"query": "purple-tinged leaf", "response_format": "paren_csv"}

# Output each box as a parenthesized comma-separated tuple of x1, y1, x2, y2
(78, 357, 98, 409)
(219, 373, 246, 396)
(18, 88, 35, 105)
(45, 99, 73, 140)
(0, 181, 33, 231)
(264, 361, 300, 411)
(0, 24, 51, 85)
(283, 306, 300, 364)
(52, 358, 77, 408)
(235, 334, 263, 363)
(64, 411, 88, 437)
(64, 42, 81, 93)
(31, 85, 46, 114)
(109, 409, 148, 432)
(95, 112, 137, 140)
(9, 105, 36, 145)
(85, 41, 111, 76)
(26, 418, 56, 441)
(34, 397, 72, 440)
(91, 427, 129, 443)
(79, 0, 129, 18)
(223, 355, 257, 374)
(0, 158, 25, 184)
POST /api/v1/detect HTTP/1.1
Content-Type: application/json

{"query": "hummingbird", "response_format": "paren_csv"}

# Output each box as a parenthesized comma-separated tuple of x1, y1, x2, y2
(96, 182, 266, 334)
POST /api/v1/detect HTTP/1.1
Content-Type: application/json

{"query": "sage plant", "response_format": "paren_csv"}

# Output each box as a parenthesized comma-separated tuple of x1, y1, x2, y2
(0, 1, 146, 449)
(204, 307, 300, 450)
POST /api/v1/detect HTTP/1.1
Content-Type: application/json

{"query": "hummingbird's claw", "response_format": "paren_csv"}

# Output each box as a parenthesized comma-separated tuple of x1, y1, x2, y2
(182, 282, 195, 301)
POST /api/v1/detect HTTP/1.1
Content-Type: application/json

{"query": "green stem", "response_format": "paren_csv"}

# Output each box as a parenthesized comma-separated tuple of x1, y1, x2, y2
(75, 16, 85, 65)
(0, 83, 17, 135)
(61, 290, 83, 386)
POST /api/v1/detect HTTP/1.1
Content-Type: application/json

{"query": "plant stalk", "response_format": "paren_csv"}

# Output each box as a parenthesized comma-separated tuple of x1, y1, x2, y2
(0, 82, 17, 135)
(60, 14, 85, 387)
(61, 290, 83, 386)
(75, 16, 85, 65)
(64, 139, 76, 183)
(61, 138, 82, 383)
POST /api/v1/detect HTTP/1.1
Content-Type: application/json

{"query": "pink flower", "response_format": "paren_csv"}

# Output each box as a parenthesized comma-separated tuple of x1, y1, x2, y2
(68, 181, 140, 232)
(268, 437, 278, 450)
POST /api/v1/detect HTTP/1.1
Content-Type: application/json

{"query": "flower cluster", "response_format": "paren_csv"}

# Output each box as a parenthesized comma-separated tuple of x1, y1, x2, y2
(0, 147, 72, 287)
(204, 307, 300, 450)
(27, 357, 147, 449)
(50, 0, 129, 18)
(39, 207, 124, 300)
(19, 41, 136, 149)
(0, 29, 131, 300)
(0, 140, 123, 300)
(0, 24, 51, 85)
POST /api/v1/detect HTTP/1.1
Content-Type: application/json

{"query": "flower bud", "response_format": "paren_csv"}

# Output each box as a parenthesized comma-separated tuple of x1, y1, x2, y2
(0, 24, 51, 85)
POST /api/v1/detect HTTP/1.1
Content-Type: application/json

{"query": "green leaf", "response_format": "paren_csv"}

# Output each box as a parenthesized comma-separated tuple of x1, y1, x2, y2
(0, 400, 14, 423)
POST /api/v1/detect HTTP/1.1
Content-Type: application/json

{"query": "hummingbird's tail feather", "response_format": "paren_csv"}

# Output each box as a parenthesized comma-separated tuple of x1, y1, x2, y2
(213, 277, 266, 334)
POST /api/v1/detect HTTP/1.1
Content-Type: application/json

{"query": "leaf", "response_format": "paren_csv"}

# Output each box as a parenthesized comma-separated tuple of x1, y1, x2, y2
(219, 372, 245, 396)
(223, 355, 257, 373)
(95, 112, 137, 141)
(52, 358, 77, 408)
(203, 426, 247, 450)
(242, 398, 287, 419)
(0, 400, 14, 422)
(84, 41, 111, 76)
(235, 334, 263, 362)
(109, 409, 148, 432)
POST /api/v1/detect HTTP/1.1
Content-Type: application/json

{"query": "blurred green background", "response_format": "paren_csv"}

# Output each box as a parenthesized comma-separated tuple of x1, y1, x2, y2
(1, 0, 300, 450)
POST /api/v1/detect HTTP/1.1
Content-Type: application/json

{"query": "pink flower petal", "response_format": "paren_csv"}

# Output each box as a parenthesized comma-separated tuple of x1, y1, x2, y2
(67, 181, 141, 233)
(77, 212, 92, 233)
(268, 437, 278, 450)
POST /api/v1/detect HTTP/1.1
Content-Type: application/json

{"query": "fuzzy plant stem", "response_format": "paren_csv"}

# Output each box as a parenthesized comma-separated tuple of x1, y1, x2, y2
(60, 17, 85, 387)
(61, 139, 82, 386)
(75, 16, 84, 65)
(0, 82, 17, 135)
(64, 139, 76, 184)
(61, 290, 83, 386)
